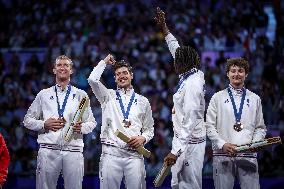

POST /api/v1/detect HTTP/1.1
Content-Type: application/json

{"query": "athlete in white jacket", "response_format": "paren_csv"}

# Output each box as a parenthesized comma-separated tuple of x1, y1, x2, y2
(206, 57, 266, 189)
(88, 55, 154, 189)
(155, 7, 206, 189)
(23, 55, 96, 189)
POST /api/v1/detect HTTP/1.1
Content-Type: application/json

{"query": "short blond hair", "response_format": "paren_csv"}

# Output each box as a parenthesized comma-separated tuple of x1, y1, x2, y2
(55, 55, 73, 67)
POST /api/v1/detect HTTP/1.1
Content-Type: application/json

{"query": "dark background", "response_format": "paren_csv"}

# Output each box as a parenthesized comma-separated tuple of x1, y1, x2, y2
(0, 0, 284, 188)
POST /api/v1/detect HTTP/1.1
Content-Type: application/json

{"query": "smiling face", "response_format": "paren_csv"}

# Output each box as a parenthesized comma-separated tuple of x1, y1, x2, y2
(53, 58, 73, 82)
(225, 57, 249, 89)
(227, 65, 247, 89)
(115, 66, 133, 89)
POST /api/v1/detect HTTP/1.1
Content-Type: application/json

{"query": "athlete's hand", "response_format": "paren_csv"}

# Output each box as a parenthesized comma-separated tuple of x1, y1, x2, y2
(103, 54, 116, 65)
(127, 136, 146, 149)
(154, 7, 169, 36)
(164, 153, 177, 166)
(222, 143, 237, 156)
(73, 121, 82, 134)
(44, 118, 64, 132)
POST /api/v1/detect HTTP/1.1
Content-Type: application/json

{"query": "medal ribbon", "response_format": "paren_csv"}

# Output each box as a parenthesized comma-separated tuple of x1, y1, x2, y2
(176, 68, 197, 92)
(116, 91, 135, 120)
(55, 84, 71, 118)
(227, 86, 246, 123)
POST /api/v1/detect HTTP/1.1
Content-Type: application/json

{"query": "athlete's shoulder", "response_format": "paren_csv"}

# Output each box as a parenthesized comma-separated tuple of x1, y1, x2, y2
(246, 89, 260, 100)
(212, 89, 227, 98)
(39, 86, 54, 95)
(135, 92, 150, 103)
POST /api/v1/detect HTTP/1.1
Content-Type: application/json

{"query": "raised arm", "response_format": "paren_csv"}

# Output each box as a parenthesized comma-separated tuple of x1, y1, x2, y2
(87, 54, 116, 104)
(155, 7, 180, 58)
(154, 7, 169, 37)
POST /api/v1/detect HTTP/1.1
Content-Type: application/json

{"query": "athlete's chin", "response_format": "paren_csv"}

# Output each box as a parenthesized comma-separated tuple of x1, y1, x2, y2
(231, 81, 244, 87)
(117, 83, 130, 89)
(57, 75, 70, 81)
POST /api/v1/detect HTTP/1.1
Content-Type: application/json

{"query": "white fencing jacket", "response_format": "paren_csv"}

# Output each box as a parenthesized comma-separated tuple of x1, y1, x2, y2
(23, 85, 97, 151)
(165, 33, 206, 157)
(88, 60, 154, 150)
(206, 85, 267, 155)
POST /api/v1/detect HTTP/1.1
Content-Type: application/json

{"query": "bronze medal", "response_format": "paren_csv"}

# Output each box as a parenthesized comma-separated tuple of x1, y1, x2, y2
(227, 87, 246, 133)
(123, 119, 131, 128)
(234, 122, 243, 132)
(116, 91, 135, 129)
(59, 117, 66, 124)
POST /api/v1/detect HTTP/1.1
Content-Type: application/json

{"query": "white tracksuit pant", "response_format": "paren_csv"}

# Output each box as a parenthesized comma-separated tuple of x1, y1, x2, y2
(213, 156, 260, 189)
(99, 145, 146, 189)
(36, 148, 84, 189)
(171, 141, 206, 189)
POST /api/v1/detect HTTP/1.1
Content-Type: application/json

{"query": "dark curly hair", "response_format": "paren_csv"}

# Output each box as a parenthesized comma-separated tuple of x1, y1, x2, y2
(174, 46, 200, 75)
(113, 60, 133, 74)
(225, 57, 249, 74)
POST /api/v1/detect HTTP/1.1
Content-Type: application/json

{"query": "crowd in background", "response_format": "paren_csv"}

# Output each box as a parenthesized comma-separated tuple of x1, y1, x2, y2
(0, 0, 284, 178)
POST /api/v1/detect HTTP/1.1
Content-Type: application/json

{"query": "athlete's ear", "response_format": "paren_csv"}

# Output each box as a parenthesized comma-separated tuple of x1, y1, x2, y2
(53, 68, 56, 75)
(130, 72, 133, 79)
